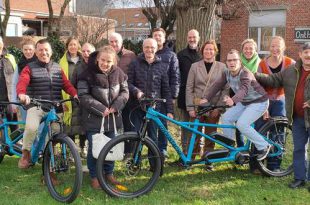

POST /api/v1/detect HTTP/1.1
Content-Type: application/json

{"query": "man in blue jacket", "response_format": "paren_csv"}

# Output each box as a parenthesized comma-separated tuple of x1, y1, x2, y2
(152, 28, 180, 157)
(127, 38, 173, 147)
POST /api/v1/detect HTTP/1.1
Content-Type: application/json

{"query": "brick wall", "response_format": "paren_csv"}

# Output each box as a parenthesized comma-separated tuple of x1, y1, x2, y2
(221, 0, 310, 61)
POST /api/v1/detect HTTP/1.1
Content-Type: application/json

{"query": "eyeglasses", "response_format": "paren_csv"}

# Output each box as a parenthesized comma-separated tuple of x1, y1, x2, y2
(226, 59, 240, 63)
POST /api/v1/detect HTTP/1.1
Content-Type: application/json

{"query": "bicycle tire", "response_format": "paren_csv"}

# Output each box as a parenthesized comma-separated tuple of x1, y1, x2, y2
(43, 134, 83, 203)
(0, 130, 5, 164)
(256, 117, 293, 177)
(96, 133, 162, 198)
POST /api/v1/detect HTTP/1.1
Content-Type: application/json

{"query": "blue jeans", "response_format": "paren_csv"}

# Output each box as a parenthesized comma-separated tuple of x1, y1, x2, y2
(292, 117, 310, 181)
(222, 101, 269, 151)
(86, 131, 115, 179)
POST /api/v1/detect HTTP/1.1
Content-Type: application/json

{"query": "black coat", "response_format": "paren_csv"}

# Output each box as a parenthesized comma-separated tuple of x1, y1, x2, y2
(78, 51, 129, 132)
(127, 54, 173, 114)
(177, 46, 201, 109)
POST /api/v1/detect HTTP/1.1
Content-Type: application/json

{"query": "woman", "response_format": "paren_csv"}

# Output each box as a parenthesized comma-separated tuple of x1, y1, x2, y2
(256, 36, 295, 171)
(186, 40, 228, 160)
(203, 49, 270, 161)
(235, 39, 261, 147)
(59, 36, 86, 156)
(12, 37, 37, 121)
(78, 46, 129, 189)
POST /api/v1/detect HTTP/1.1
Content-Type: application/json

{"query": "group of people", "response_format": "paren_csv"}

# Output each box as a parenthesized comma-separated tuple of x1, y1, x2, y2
(0, 27, 310, 191)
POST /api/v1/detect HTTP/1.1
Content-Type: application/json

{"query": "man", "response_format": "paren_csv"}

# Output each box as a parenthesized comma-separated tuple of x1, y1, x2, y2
(152, 28, 180, 156)
(255, 42, 310, 189)
(177, 29, 201, 153)
(17, 39, 78, 169)
(108, 32, 136, 132)
(0, 37, 18, 131)
(127, 38, 173, 146)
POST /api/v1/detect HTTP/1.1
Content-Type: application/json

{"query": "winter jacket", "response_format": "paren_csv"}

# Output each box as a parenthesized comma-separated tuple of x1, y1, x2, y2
(117, 47, 136, 74)
(156, 45, 180, 99)
(255, 59, 310, 128)
(78, 51, 129, 132)
(177, 45, 201, 109)
(186, 60, 229, 111)
(127, 54, 173, 114)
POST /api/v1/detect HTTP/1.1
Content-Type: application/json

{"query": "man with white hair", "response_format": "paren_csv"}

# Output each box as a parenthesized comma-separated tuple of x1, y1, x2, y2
(109, 32, 136, 133)
(0, 37, 18, 131)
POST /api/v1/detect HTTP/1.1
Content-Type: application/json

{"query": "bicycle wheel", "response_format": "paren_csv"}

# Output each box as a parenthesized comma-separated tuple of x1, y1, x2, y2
(43, 134, 82, 203)
(256, 117, 293, 177)
(96, 133, 162, 198)
(0, 130, 5, 164)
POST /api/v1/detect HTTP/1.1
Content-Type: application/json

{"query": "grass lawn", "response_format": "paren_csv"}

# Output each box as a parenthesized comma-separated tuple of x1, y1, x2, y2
(0, 152, 309, 205)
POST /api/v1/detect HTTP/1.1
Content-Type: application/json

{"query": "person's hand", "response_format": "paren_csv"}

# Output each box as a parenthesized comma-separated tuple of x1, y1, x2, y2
(137, 91, 144, 99)
(109, 107, 116, 113)
(63, 104, 69, 112)
(18, 94, 30, 105)
(73, 95, 80, 105)
(223, 96, 234, 107)
(200, 98, 208, 104)
(167, 113, 174, 119)
(303, 102, 310, 108)
(262, 110, 269, 120)
(189, 110, 196, 118)
(103, 108, 110, 117)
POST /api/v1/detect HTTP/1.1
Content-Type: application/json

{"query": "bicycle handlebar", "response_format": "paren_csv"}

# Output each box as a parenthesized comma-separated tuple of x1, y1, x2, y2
(30, 98, 78, 108)
(0, 101, 27, 110)
(188, 103, 231, 116)
(138, 97, 166, 103)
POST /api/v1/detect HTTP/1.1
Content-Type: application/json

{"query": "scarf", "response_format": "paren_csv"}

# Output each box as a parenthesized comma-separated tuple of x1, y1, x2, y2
(241, 53, 260, 73)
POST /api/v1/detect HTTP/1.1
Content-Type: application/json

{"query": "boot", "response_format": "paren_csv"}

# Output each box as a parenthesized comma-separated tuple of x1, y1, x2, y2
(105, 174, 121, 185)
(18, 150, 31, 169)
(91, 178, 101, 190)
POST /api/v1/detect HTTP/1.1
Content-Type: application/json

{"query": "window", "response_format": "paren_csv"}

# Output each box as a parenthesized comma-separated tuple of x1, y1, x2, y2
(145, 23, 149, 27)
(137, 23, 143, 27)
(134, 14, 140, 17)
(248, 10, 286, 55)
(129, 23, 134, 27)
(6, 23, 18, 36)
(69, 0, 76, 13)
(121, 23, 126, 27)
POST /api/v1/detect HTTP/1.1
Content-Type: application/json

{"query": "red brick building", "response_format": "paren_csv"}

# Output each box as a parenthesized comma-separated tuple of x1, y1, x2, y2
(221, 0, 310, 61)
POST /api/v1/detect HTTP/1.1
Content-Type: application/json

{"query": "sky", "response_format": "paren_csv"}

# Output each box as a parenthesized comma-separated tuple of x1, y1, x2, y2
(113, 0, 142, 8)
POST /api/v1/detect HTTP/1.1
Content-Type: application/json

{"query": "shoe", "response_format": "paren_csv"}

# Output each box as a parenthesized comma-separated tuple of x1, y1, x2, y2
(256, 145, 271, 161)
(168, 158, 186, 167)
(91, 178, 101, 190)
(205, 164, 214, 171)
(251, 168, 262, 175)
(288, 180, 306, 189)
(18, 149, 31, 169)
(105, 174, 121, 185)
(50, 172, 60, 186)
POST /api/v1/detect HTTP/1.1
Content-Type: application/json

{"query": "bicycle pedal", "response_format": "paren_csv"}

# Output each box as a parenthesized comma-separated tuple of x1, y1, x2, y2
(204, 149, 230, 160)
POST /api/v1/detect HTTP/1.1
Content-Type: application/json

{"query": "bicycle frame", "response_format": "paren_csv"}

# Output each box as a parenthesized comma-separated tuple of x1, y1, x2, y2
(0, 117, 25, 157)
(145, 107, 282, 165)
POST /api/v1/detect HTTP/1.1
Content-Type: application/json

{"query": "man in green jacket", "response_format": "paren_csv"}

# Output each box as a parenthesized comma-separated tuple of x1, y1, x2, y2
(255, 42, 310, 189)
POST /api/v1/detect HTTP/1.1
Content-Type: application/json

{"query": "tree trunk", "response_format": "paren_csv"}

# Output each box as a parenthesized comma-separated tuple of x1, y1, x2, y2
(47, 0, 54, 36)
(1, 0, 11, 38)
(175, 0, 217, 52)
(55, 0, 71, 37)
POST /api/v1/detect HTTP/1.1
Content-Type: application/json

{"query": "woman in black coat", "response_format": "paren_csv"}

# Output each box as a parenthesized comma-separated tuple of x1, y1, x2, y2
(78, 46, 129, 189)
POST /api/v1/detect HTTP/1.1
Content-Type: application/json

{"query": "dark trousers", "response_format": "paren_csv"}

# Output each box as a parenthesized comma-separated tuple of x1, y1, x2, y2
(292, 117, 310, 180)
(86, 131, 115, 179)
(6, 112, 18, 132)
(158, 106, 168, 153)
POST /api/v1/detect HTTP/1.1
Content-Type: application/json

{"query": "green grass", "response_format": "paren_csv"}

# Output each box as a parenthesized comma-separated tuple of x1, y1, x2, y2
(0, 153, 309, 205)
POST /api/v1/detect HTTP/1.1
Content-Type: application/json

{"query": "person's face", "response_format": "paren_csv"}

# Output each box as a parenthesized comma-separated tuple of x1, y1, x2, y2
(22, 44, 35, 60)
(35, 43, 52, 63)
(97, 52, 114, 73)
(203, 44, 216, 61)
(270, 38, 285, 58)
(143, 40, 157, 60)
(81, 44, 94, 63)
(109, 36, 122, 53)
(68, 39, 79, 56)
(242, 42, 256, 60)
(226, 53, 241, 73)
(299, 49, 310, 68)
(152, 31, 165, 48)
(187, 31, 199, 49)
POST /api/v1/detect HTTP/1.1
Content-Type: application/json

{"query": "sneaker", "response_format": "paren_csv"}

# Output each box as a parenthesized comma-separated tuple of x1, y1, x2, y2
(256, 145, 271, 161)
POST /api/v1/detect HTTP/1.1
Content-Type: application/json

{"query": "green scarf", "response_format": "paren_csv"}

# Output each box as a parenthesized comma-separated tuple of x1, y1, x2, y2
(241, 53, 260, 73)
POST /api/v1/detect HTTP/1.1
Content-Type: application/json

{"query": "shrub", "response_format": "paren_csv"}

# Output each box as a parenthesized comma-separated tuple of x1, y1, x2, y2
(123, 39, 143, 55)
(7, 45, 23, 63)
(47, 35, 65, 62)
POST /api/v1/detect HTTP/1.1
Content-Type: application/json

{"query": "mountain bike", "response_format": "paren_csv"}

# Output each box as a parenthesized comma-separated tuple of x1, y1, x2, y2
(0, 99, 83, 203)
(96, 97, 293, 198)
